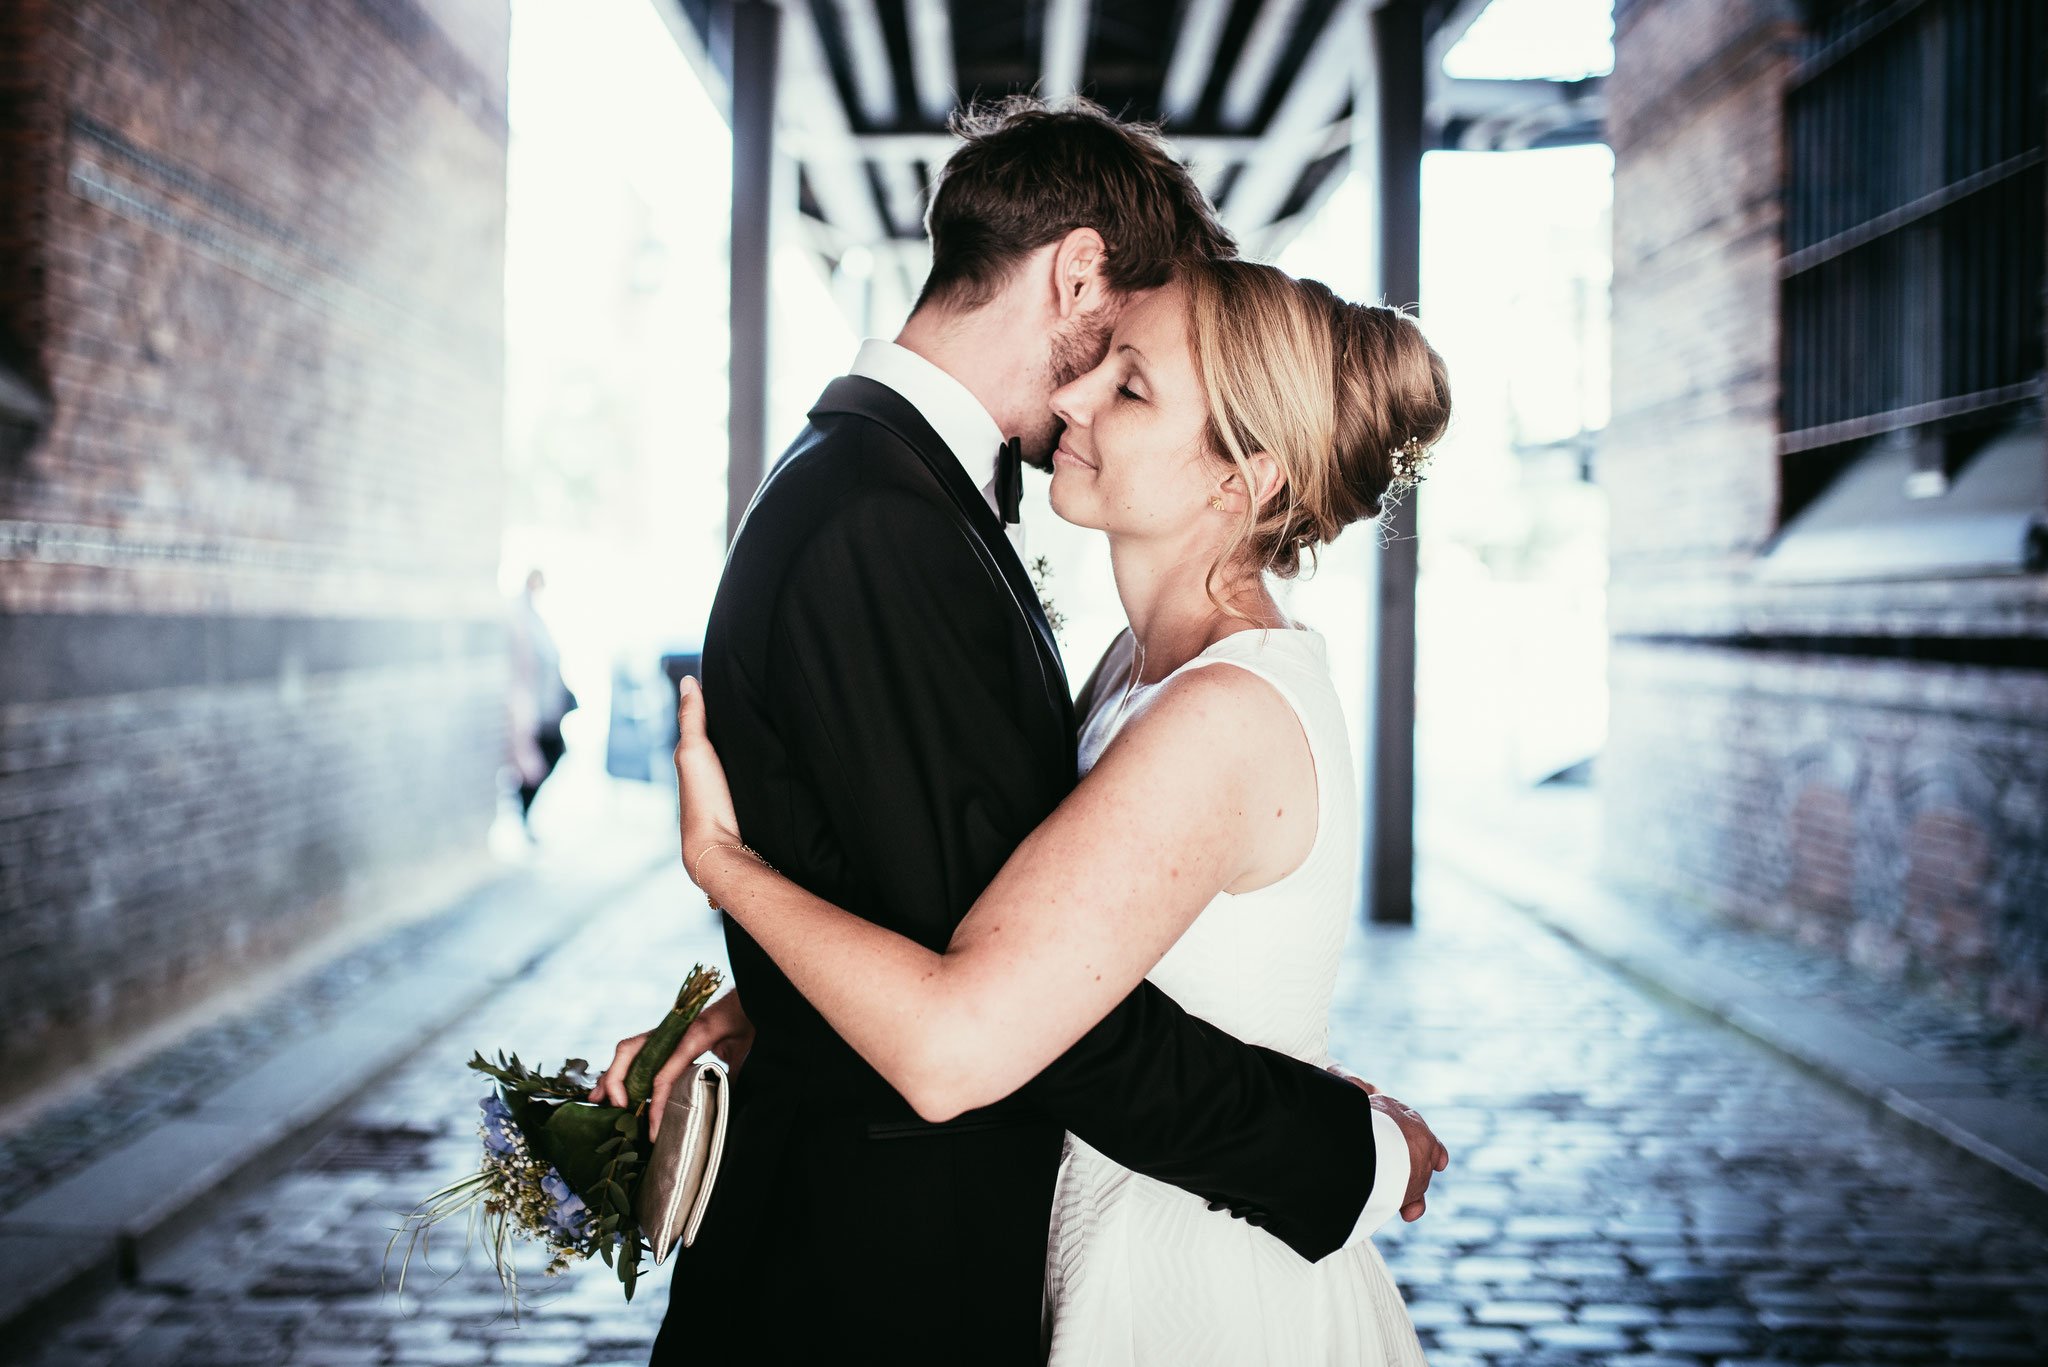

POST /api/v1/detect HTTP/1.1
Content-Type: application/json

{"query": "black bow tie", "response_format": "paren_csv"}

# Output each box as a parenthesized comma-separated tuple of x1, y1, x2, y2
(995, 436, 1022, 525)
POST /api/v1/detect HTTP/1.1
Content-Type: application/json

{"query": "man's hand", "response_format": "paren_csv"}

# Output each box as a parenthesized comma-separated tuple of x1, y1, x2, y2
(1370, 1092, 1450, 1221)
(1328, 1066, 1450, 1223)
(588, 990, 756, 1140)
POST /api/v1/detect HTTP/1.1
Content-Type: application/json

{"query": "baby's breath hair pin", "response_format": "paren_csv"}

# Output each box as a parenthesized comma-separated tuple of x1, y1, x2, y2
(1389, 434, 1434, 487)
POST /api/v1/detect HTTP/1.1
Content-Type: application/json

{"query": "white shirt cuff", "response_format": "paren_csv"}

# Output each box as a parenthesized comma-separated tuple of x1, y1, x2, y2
(1343, 1107, 1410, 1245)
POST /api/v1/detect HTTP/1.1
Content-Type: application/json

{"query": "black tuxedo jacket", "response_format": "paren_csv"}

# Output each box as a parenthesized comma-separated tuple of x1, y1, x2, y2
(650, 376, 1378, 1365)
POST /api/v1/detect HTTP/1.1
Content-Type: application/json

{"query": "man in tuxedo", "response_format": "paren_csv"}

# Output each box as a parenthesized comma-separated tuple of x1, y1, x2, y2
(636, 99, 1444, 1363)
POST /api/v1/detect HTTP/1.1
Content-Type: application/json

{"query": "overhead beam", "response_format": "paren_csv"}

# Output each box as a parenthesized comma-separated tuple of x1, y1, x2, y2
(1218, 0, 1311, 130)
(648, 0, 729, 120)
(903, 0, 958, 125)
(1424, 0, 1495, 75)
(1229, 136, 1354, 260)
(851, 131, 963, 162)
(1430, 74, 1605, 121)
(851, 129, 1334, 164)
(1432, 76, 1606, 152)
(873, 157, 927, 237)
(1041, 0, 1092, 99)
(1160, 0, 1233, 123)
(777, 0, 888, 244)
(1440, 110, 1606, 152)
(1219, 0, 1364, 238)
(831, 0, 897, 126)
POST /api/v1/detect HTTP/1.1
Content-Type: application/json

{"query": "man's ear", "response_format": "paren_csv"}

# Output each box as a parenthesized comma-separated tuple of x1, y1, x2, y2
(1049, 227, 1110, 319)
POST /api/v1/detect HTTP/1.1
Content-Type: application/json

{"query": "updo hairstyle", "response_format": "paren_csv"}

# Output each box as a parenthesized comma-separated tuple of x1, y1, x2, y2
(1181, 257, 1451, 604)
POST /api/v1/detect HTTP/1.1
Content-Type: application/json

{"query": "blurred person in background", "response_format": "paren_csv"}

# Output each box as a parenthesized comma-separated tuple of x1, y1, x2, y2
(508, 568, 576, 826)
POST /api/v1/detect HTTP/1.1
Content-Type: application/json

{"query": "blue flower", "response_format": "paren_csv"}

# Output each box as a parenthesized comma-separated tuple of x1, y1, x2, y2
(539, 1167, 592, 1239)
(479, 1092, 519, 1155)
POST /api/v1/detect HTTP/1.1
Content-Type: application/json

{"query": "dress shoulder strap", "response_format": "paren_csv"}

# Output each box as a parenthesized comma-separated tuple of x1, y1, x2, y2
(1166, 630, 1330, 730)
(1166, 629, 1353, 878)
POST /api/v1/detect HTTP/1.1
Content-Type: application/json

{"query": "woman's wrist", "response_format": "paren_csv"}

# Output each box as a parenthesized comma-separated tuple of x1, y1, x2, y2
(688, 837, 770, 911)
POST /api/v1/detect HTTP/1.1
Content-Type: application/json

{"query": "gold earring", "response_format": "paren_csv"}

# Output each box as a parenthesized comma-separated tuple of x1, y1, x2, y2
(1209, 495, 1226, 511)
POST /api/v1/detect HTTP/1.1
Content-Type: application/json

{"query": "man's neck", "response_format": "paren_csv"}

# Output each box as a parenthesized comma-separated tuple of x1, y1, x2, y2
(893, 302, 1039, 440)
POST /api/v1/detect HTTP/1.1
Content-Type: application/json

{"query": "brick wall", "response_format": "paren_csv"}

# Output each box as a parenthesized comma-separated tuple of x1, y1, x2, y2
(1604, 644, 2048, 1027)
(1603, 0, 2048, 1031)
(0, 0, 510, 1098)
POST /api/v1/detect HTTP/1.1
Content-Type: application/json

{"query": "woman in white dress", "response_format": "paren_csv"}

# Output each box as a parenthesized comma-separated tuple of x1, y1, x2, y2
(630, 257, 1448, 1362)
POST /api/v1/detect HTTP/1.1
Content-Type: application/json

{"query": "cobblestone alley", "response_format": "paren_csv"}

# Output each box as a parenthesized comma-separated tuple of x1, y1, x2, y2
(14, 861, 2048, 1367)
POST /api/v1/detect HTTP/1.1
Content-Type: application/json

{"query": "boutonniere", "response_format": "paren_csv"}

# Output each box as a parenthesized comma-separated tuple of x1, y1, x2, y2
(1028, 555, 1066, 645)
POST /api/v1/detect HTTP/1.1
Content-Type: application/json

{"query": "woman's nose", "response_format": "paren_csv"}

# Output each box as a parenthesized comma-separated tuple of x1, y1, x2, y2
(1048, 381, 1080, 431)
(1049, 371, 1094, 431)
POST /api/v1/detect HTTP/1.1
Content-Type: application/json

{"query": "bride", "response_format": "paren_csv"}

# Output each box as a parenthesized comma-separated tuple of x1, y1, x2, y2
(613, 256, 1448, 1361)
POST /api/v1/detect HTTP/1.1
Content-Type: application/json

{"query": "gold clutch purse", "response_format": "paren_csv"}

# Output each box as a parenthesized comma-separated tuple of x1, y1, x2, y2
(636, 1054, 731, 1263)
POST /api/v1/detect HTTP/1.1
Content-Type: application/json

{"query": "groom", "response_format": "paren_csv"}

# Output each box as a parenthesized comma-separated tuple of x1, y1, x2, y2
(643, 99, 1445, 1364)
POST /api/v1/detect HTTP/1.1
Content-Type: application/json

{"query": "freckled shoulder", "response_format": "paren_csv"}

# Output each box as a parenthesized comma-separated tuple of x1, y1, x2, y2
(1114, 659, 1305, 772)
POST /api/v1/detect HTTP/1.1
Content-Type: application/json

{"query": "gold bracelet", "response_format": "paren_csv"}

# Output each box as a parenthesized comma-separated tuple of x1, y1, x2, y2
(689, 841, 772, 911)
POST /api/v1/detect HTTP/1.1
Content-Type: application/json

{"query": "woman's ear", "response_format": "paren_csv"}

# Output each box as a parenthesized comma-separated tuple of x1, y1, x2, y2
(1050, 227, 1110, 318)
(1213, 455, 1282, 514)
(1243, 452, 1285, 512)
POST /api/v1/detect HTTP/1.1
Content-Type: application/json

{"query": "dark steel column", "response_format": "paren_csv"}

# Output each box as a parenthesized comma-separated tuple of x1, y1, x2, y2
(1366, 0, 1424, 924)
(726, 0, 780, 543)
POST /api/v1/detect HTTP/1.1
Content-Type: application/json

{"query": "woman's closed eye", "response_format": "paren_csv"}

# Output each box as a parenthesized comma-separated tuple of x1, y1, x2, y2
(1116, 382, 1145, 402)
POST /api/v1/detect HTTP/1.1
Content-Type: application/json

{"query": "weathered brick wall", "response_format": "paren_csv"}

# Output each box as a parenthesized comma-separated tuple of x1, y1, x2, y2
(0, 0, 510, 1097)
(1604, 0, 1790, 579)
(1605, 644, 2048, 1027)
(1603, 0, 2048, 1031)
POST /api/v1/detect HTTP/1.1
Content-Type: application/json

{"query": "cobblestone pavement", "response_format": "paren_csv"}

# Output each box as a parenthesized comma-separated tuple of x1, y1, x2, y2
(1422, 786, 2048, 1112)
(1357, 868, 2048, 1366)
(0, 764, 679, 1216)
(16, 862, 2048, 1366)
(0, 874, 525, 1215)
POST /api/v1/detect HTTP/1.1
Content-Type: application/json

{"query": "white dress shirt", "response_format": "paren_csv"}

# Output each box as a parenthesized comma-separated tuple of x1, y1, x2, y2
(843, 337, 1408, 1246)
(846, 338, 1025, 555)
(1354, 1104, 1411, 1242)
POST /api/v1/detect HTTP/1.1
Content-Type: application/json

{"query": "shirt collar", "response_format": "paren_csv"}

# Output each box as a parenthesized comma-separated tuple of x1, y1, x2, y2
(846, 338, 1006, 512)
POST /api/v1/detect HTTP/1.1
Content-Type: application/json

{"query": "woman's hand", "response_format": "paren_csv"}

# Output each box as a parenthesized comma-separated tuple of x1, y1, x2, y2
(588, 990, 756, 1140)
(675, 676, 743, 891)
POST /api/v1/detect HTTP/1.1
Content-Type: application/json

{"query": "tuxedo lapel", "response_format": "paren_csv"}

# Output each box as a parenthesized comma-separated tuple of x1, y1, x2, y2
(809, 377, 1073, 723)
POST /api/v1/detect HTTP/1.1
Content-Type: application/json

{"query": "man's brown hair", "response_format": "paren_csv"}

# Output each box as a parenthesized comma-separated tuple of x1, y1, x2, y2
(916, 96, 1236, 313)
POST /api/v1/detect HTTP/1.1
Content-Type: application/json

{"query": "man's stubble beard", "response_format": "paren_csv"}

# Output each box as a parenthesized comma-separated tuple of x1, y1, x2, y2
(1018, 307, 1118, 471)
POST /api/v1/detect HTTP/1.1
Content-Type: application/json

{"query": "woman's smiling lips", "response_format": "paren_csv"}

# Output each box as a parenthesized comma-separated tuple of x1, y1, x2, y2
(1052, 438, 1096, 470)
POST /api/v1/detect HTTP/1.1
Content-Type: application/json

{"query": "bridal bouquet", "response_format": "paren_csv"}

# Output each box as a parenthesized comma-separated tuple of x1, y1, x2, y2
(383, 964, 722, 1314)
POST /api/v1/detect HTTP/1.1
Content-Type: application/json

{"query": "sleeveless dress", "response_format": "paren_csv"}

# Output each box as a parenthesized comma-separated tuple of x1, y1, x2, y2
(1042, 627, 1429, 1367)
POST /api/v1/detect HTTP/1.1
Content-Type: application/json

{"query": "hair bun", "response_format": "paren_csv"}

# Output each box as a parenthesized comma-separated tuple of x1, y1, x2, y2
(1326, 297, 1451, 524)
(1180, 259, 1451, 596)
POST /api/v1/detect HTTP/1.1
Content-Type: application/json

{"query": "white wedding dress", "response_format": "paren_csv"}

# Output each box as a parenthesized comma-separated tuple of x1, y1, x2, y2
(1042, 627, 1429, 1366)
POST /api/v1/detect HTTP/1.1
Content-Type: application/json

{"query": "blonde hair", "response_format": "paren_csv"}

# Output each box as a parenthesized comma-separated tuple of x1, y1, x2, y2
(1181, 258, 1451, 610)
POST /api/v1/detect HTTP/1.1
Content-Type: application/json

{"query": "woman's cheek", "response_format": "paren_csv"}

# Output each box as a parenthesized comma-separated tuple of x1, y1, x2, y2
(1048, 466, 1102, 528)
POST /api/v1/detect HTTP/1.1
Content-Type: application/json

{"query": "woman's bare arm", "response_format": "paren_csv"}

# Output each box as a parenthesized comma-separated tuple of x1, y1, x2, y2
(677, 662, 1316, 1122)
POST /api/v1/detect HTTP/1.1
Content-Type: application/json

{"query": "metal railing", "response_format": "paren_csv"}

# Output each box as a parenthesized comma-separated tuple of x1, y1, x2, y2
(1778, 0, 2045, 482)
